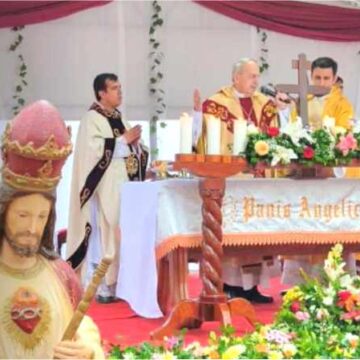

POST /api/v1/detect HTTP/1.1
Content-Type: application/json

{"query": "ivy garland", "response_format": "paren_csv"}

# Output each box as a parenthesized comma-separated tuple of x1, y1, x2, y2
(149, 0, 166, 160)
(9, 26, 27, 116)
(257, 27, 269, 74)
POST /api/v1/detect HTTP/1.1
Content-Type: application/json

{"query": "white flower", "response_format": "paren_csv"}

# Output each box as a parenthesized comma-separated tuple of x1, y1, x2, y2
(281, 120, 313, 146)
(332, 126, 347, 136)
(247, 123, 260, 135)
(324, 258, 346, 281)
(340, 274, 353, 288)
(282, 343, 297, 358)
(345, 333, 359, 348)
(316, 308, 329, 320)
(322, 286, 336, 306)
(323, 295, 334, 306)
(271, 145, 298, 166)
(123, 353, 136, 360)
(322, 116, 335, 129)
(151, 353, 163, 360)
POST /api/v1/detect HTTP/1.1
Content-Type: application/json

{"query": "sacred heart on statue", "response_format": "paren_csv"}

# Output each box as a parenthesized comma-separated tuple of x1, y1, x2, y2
(3, 286, 51, 350)
(11, 288, 42, 334)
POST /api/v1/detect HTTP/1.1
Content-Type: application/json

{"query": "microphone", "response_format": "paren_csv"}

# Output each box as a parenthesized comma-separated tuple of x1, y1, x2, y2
(260, 86, 291, 104)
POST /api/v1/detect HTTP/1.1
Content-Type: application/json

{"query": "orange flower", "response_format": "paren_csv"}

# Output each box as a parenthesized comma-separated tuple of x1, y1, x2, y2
(209, 351, 220, 359)
(254, 140, 270, 156)
(255, 343, 269, 353)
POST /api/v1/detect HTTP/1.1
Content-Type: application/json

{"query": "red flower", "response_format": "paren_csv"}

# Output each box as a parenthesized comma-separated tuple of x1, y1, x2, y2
(338, 290, 352, 302)
(340, 310, 360, 321)
(267, 127, 279, 137)
(303, 146, 314, 159)
(290, 301, 301, 313)
(337, 290, 352, 308)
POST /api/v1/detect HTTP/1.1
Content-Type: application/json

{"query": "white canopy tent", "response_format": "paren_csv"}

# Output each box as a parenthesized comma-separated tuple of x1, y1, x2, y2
(0, 0, 359, 232)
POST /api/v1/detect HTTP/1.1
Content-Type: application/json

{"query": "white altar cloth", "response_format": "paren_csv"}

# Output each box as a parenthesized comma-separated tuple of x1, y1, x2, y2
(116, 178, 360, 318)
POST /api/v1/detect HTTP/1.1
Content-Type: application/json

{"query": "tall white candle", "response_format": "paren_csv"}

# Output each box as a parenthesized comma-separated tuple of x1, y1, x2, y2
(206, 115, 221, 155)
(179, 112, 193, 154)
(233, 118, 248, 155)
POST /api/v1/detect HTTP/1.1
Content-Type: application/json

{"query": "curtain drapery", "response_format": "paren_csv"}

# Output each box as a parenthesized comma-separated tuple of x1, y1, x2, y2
(194, 1, 360, 42)
(0, 1, 111, 28)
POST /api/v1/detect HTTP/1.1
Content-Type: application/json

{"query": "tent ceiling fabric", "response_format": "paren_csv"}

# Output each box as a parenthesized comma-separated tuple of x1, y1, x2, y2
(194, 0, 360, 41)
(0, 1, 112, 28)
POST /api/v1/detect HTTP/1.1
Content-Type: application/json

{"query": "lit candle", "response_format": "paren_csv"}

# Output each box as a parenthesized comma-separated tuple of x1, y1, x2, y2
(206, 115, 221, 155)
(179, 112, 193, 154)
(233, 118, 248, 155)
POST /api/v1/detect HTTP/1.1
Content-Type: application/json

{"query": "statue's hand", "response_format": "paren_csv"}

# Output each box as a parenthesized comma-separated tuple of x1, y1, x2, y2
(53, 340, 94, 359)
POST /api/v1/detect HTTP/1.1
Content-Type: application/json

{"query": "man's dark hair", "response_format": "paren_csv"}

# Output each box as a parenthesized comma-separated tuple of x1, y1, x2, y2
(0, 184, 58, 260)
(311, 57, 338, 76)
(336, 76, 343, 85)
(93, 73, 118, 102)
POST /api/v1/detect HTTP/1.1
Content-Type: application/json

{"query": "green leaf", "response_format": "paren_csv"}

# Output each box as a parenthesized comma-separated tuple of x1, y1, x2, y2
(153, 42, 160, 49)
(154, 18, 163, 26)
(157, 72, 163, 79)
(16, 85, 22, 92)
(18, 98, 25, 105)
(150, 124, 157, 133)
(149, 27, 155, 35)
(159, 122, 167, 128)
(150, 77, 157, 84)
(150, 148, 159, 156)
(20, 64, 27, 71)
(150, 88, 156, 94)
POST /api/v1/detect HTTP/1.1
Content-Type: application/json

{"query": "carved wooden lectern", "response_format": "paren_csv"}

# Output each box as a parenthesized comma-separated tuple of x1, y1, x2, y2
(151, 154, 257, 340)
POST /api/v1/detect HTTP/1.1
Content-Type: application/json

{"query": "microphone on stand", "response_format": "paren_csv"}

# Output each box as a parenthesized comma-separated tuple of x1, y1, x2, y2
(260, 86, 291, 104)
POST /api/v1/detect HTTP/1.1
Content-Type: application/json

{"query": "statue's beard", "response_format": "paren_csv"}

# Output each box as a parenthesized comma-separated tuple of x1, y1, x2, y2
(4, 230, 41, 258)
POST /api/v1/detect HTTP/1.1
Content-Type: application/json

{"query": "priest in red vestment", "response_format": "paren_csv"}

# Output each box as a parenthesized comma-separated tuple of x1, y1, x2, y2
(197, 58, 283, 303)
(197, 58, 278, 155)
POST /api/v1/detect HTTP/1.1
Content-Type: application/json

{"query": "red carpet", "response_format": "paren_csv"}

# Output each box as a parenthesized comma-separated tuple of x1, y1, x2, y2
(87, 275, 289, 349)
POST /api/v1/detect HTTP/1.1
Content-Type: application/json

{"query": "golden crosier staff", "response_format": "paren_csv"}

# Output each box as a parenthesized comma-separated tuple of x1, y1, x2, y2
(62, 256, 113, 341)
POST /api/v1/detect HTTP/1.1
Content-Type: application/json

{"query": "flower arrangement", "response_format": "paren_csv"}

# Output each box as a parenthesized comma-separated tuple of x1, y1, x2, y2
(244, 118, 360, 167)
(108, 244, 360, 359)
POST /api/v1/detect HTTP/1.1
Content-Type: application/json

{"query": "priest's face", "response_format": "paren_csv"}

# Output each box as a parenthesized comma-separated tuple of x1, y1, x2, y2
(4, 194, 51, 257)
(233, 61, 260, 96)
(311, 67, 336, 89)
(101, 79, 122, 108)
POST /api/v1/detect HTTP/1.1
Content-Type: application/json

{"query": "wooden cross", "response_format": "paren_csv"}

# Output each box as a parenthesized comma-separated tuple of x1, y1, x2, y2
(275, 53, 329, 127)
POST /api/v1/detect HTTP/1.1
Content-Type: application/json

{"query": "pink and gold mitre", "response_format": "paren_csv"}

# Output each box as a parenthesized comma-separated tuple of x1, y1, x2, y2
(2, 100, 72, 192)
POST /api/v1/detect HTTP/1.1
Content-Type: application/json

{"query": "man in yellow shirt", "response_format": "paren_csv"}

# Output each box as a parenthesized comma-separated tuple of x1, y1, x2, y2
(300, 57, 353, 130)
(282, 57, 356, 285)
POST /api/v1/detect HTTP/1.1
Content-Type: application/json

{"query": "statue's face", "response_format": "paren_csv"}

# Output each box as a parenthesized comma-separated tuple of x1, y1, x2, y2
(4, 194, 51, 257)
